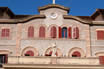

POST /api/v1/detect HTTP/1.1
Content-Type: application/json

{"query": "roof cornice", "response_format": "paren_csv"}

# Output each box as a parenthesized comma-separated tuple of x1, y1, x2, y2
(38, 4, 69, 13)
(63, 15, 92, 24)
(0, 15, 46, 24)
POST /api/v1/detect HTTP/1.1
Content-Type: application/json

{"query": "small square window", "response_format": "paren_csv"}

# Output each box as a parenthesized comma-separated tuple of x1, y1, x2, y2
(97, 30, 104, 40)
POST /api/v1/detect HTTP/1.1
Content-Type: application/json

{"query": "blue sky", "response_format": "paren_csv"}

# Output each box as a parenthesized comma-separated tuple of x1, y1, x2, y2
(0, 0, 104, 16)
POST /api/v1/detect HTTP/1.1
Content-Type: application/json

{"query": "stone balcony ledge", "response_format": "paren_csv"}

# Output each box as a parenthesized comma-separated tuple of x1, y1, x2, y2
(7, 56, 100, 65)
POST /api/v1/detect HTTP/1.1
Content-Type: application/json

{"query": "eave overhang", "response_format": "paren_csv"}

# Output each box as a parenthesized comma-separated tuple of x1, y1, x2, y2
(63, 15, 92, 24)
(38, 4, 69, 13)
(0, 15, 46, 24)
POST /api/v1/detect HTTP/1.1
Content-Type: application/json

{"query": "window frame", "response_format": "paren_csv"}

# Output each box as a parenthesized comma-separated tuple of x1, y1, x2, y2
(28, 26, 34, 38)
(96, 29, 104, 40)
(1, 28, 11, 39)
(39, 26, 45, 38)
(73, 27, 79, 39)
(62, 27, 67, 38)
(50, 26, 57, 38)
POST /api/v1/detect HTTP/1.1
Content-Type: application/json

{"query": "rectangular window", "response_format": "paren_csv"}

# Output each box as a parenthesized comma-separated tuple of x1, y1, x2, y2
(99, 56, 104, 64)
(1, 29, 10, 38)
(97, 30, 104, 40)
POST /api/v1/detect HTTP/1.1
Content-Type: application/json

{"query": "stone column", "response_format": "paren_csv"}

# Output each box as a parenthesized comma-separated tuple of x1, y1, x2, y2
(86, 26, 91, 57)
(16, 23, 22, 56)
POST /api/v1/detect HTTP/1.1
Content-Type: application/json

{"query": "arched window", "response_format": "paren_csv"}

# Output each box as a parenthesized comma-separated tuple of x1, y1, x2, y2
(72, 51, 81, 57)
(62, 27, 67, 38)
(28, 26, 34, 38)
(73, 27, 79, 39)
(22, 47, 38, 56)
(51, 26, 57, 38)
(39, 26, 45, 38)
(25, 50, 34, 56)
(1, 28, 10, 38)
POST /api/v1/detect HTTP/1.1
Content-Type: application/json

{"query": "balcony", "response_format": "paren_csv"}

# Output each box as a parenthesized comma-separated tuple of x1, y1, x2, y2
(6, 56, 100, 65)
(3, 56, 104, 69)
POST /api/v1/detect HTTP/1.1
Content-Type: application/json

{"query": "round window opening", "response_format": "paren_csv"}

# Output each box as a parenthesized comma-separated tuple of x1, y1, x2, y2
(72, 51, 81, 57)
(25, 50, 34, 56)
(50, 13, 58, 19)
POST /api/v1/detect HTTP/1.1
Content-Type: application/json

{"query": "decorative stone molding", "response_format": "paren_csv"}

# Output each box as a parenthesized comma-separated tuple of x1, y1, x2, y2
(68, 47, 85, 57)
(95, 52, 104, 57)
(21, 46, 38, 56)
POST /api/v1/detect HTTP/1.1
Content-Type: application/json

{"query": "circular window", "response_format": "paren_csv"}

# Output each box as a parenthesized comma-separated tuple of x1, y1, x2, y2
(50, 13, 58, 19)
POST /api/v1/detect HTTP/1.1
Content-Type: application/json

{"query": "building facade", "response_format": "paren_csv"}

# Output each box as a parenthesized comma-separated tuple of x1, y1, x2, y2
(0, 4, 104, 69)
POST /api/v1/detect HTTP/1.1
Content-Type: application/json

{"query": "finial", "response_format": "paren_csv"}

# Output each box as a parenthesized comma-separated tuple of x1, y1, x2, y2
(53, 0, 55, 4)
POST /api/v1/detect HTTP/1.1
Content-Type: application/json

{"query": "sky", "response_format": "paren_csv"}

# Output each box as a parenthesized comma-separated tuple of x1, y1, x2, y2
(0, 0, 104, 16)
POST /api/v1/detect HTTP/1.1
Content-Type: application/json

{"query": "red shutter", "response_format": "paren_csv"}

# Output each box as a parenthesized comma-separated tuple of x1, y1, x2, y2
(1, 29, 5, 37)
(73, 27, 79, 39)
(73, 28, 76, 39)
(6, 29, 10, 37)
(28, 27, 30, 37)
(97, 30, 104, 40)
(76, 27, 79, 39)
(68, 27, 71, 38)
(39, 26, 45, 38)
(99, 56, 104, 64)
(51, 27, 53, 38)
(1, 29, 10, 38)
(53, 27, 56, 38)
(59, 27, 62, 38)
(51, 26, 56, 38)
(28, 26, 34, 38)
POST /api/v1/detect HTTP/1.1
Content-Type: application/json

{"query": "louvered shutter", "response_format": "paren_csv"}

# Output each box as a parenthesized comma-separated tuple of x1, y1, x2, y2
(51, 26, 56, 38)
(76, 27, 79, 39)
(28, 26, 34, 38)
(59, 27, 62, 38)
(99, 56, 104, 64)
(6, 29, 10, 37)
(39, 26, 45, 38)
(1, 29, 5, 37)
(68, 27, 71, 38)
(73, 28, 76, 39)
(97, 30, 104, 40)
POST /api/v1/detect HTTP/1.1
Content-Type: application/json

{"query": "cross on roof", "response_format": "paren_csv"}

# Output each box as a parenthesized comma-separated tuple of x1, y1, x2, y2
(52, 0, 55, 4)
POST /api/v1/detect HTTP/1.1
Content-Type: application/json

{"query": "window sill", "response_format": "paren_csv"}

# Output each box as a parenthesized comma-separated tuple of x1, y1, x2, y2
(22, 38, 85, 41)
(0, 37, 11, 40)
